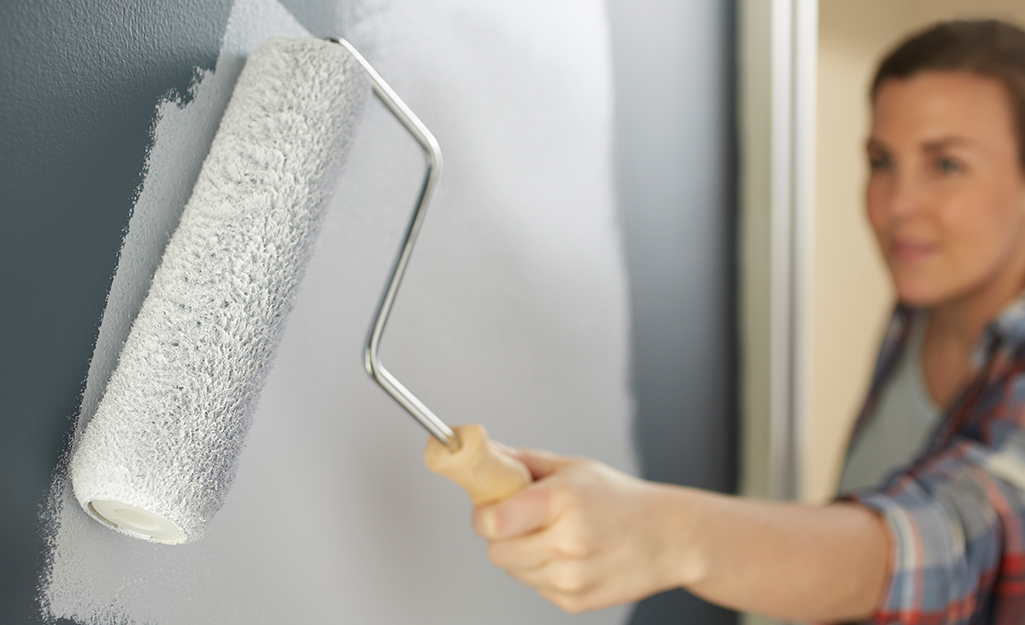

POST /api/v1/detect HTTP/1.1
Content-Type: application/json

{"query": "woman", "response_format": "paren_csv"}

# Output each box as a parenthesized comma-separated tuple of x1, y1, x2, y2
(473, 20, 1025, 624)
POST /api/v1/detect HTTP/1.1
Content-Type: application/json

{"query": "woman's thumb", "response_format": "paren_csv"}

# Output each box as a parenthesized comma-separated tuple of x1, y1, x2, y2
(503, 446, 575, 480)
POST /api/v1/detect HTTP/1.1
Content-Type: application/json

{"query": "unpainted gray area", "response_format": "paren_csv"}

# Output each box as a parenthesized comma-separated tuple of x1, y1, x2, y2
(608, 0, 738, 623)
(0, 1, 233, 622)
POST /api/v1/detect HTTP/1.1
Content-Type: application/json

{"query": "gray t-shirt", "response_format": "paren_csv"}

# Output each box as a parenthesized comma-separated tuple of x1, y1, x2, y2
(839, 314, 940, 494)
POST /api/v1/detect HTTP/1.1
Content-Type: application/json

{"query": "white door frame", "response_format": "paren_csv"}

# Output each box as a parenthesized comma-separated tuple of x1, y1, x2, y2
(738, 0, 817, 503)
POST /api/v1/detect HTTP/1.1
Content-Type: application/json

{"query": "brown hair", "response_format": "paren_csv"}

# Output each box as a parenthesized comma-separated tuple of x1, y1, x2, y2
(872, 19, 1025, 167)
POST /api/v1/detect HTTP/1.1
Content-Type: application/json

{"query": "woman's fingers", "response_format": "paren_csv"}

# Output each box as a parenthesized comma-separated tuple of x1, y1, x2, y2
(536, 586, 592, 615)
(486, 530, 555, 571)
(471, 453, 679, 614)
(474, 478, 565, 539)
(510, 558, 597, 595)
(471, 447, 579, 541)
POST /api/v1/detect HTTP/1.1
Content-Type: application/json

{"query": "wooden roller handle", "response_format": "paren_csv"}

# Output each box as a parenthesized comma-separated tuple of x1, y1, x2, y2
(423, 424, 532, 506)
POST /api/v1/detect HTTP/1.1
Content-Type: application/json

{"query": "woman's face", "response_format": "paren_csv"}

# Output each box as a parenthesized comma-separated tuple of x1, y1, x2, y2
(866, 71, 1025, 308)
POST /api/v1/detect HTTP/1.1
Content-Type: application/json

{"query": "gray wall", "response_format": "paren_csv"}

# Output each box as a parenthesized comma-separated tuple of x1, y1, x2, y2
(0, 2, 234, 623)
(607, 1, 738, 624)
(0, 0, 736, 623)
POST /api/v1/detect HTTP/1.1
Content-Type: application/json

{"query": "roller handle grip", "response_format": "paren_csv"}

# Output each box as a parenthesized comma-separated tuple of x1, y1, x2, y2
(423, 424, 532, 506)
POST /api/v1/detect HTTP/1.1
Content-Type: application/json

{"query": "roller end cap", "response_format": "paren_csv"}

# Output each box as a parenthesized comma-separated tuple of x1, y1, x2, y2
(87, 500, 185, 544)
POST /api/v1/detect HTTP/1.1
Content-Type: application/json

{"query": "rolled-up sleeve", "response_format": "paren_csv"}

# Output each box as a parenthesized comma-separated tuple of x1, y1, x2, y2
(849, 427, 1025, 625)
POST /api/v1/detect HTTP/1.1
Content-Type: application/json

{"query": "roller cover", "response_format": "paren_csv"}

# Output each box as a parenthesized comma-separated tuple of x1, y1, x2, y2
(69, 37, 370, 544)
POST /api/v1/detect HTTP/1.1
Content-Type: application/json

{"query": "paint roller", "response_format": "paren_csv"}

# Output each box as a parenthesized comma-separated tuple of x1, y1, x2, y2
(69, 36, 530, 544)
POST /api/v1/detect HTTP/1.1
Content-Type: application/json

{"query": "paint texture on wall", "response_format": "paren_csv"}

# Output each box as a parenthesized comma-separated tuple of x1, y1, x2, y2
(41, 0, 636, 622)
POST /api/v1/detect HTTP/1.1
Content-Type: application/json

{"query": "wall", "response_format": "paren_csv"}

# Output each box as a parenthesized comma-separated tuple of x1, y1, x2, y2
(0, 0, 738, 623)
(607, 1, 738, 624)
(5, 0, 636, 622)
(0, 2, 235, 622)
(806, 0, 1025, 502)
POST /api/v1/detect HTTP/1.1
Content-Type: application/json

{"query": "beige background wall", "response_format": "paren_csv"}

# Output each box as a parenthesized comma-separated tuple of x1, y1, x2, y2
(806, 0, 1025, 502)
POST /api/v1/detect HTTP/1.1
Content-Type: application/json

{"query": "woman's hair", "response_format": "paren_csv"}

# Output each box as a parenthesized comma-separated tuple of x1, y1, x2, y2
(872, 19, 1025, 167)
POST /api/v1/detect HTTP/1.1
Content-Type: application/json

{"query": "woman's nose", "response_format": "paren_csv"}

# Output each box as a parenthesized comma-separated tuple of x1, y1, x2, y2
(884, 171, 924, 220)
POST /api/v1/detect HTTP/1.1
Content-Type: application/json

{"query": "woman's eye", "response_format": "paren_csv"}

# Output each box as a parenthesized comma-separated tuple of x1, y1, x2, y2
(868, 154, 892, 170)
(934, 157, 962, 174)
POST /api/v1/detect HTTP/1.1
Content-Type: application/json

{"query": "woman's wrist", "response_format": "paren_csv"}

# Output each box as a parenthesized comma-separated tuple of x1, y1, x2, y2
(645, 482, 713, 591)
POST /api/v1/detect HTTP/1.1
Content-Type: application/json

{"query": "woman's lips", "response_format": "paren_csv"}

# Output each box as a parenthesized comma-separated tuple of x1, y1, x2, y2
(890, 239, 939, 263)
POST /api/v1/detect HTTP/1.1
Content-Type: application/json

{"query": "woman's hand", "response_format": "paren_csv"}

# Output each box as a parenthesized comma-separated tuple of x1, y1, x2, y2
(472, 447, 889, 621)
(471, 448, 697, 613)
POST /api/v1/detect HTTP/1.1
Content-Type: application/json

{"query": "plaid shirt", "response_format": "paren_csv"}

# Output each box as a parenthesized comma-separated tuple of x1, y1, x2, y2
(844, 296, 1025, 625)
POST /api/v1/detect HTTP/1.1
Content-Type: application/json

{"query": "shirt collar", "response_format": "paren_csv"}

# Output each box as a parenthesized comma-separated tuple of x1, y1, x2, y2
(972, 290, 1025, 366)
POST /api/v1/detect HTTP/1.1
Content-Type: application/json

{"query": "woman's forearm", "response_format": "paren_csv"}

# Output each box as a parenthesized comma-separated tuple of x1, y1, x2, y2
(476, 452, 890, 619)
(657, 485, 890, 621)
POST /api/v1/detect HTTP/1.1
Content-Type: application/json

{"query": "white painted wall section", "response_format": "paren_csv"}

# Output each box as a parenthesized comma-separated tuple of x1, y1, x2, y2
(42, 0, 636, 622)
